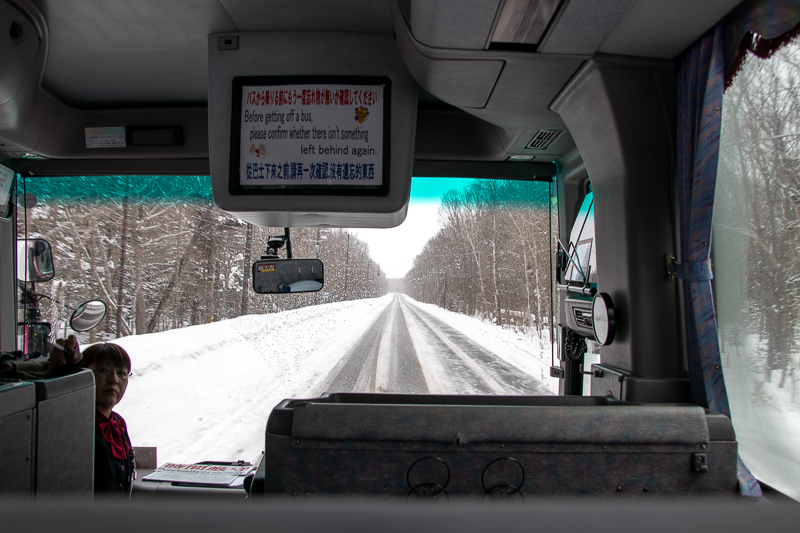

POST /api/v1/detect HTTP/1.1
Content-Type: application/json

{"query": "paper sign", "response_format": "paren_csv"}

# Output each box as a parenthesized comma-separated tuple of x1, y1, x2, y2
(0, 163, 13, 219)
(85, 127, 126, 148)
(142, 462, 254, 486)
(238, 83, 383, 187)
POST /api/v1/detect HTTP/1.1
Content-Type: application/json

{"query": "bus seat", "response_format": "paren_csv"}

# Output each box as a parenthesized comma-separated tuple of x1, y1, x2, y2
(258, 393, 738, 498)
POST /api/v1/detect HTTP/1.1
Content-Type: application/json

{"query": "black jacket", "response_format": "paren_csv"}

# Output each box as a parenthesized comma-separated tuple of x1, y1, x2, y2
(94, 413, 135, 494)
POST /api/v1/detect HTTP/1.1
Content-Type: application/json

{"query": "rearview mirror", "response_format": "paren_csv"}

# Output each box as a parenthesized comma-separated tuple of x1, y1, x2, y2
(16, 238, 55, 283)
(70, 300, 107, 332)
(252, 259, 324, 294)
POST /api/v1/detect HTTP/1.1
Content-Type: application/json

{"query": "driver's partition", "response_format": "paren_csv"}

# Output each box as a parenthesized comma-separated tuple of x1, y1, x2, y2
(255, 394, 738, 498)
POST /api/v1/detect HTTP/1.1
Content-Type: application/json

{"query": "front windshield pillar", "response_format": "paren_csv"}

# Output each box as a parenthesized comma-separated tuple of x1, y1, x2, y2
(552, 60, 685, 399)
(0, 200, 16, 351)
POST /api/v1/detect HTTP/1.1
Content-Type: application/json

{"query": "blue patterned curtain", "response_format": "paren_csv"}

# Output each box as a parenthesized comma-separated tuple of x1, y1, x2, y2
(675, 0, 800, 499)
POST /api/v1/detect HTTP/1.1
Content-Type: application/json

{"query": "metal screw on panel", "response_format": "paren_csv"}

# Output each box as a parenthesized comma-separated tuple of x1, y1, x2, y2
(616, 486, 622, 493)
(643, 487, 649, 493)
(715, 365, 720, 370)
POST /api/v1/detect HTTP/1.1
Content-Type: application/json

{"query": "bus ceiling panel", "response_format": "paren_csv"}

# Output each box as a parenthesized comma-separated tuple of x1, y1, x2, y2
(538, 0, 639, 55)
(412, 160, 556, 180)
(414, 109, 509, 161)
(216, 0, 394, 34)
(391, 0, 582, 158)
(30, 106, 209, 160)
(598, 0, 744, 59)
(0, 1, 40, 106)
(9, 158, 211, 176)
(404, 0, 565, 51)
(393, 9, 505, 109)
(34, 0, 237, 108)
(0, 0, 59, 153)
(408, 0, 502, 50)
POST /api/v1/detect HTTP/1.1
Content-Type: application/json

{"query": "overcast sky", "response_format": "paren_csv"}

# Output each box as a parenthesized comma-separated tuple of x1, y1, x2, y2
(350, 178, 482, 279)
(351, 201, 441, 279)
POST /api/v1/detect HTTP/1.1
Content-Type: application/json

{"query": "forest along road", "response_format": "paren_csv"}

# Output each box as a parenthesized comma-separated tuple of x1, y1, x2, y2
(319, 294, 551, 395)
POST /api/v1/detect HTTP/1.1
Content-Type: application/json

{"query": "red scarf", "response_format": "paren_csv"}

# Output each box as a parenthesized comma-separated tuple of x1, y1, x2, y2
(97, 412, 130, 460)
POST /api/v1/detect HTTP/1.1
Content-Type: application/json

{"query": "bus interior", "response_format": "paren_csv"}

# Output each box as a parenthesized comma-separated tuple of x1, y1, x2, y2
(1, 0, 800, 530)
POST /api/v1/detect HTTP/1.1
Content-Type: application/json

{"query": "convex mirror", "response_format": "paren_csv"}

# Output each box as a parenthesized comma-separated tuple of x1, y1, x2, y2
(16, 238, 55, 283)
(592, 292, 616, 346)
(253, 259, 324, 294)
(70, 300, 107, 332)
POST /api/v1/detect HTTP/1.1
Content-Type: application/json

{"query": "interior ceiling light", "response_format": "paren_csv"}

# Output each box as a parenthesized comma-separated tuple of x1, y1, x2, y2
(507, 155, 535, 161)
(491, 0, 561, 45)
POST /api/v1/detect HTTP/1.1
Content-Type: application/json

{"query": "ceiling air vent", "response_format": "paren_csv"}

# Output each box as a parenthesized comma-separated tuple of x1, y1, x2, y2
(526, 129, 562, 150)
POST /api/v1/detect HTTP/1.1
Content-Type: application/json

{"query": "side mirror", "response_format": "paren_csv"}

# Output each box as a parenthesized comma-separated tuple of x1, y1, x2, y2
(17, 238, 55, 283)
(70, 300, 107, 332)
(252, 259, 324, 294)
(592, 292, 616, 346)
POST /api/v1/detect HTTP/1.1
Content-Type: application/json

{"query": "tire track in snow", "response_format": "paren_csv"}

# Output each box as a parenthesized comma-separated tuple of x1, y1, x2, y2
(324, 295, 429, 394)
(323, 294, 549, 396)
(399, 295, 551, 395)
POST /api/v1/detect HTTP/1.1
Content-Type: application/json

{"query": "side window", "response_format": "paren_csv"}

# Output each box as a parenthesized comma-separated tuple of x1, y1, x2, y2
(714, 41, 800, 499)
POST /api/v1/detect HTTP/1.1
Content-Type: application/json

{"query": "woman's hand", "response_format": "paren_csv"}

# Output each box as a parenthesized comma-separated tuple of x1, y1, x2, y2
(50, 335, 82, 365)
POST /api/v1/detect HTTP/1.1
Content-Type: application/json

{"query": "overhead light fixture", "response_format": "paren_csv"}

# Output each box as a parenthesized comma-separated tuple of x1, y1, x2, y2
(507, 155, 535, 161)
(491, 0, 561, 46)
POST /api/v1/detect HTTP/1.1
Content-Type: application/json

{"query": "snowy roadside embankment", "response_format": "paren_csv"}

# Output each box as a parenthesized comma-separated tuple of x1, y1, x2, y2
(116, 295, 392, 464)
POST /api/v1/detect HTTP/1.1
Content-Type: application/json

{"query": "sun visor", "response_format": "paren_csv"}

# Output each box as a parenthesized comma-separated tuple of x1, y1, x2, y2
(208, 32, 418, 228)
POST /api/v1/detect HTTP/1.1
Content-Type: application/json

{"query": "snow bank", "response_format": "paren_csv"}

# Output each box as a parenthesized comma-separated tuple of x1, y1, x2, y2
(115, 295, 392, 464)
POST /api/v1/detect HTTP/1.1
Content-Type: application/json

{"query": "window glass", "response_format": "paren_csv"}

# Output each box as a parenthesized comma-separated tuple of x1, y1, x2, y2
(714, 41, 800, 500)
(15, 175, 558, 463)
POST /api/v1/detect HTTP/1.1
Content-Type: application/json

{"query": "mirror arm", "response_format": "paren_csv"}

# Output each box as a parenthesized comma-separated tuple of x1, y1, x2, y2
(285, 227, 292, 259)
(16, 284, 76, 311)
(558, 239, 585, 281)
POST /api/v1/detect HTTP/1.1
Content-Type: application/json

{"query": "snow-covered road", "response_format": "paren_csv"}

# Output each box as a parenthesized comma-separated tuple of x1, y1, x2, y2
(321, 295, 552, 396)
(113, 294, 556, 465)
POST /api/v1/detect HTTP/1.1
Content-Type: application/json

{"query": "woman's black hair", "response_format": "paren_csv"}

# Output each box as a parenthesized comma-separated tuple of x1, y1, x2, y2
(81, 343, 131, 372)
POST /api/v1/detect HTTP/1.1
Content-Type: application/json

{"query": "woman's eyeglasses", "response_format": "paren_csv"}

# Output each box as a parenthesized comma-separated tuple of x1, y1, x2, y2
(91, 366, 132, 380)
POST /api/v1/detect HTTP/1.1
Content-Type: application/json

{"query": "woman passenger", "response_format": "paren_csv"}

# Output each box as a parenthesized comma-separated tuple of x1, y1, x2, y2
(78, 341, 136, 494)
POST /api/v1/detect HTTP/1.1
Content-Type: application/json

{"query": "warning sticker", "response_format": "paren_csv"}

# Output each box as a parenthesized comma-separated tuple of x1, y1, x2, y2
(85, 127, 126, 148)
(238, 83, 384, 187)
(257, 263, 276, 273)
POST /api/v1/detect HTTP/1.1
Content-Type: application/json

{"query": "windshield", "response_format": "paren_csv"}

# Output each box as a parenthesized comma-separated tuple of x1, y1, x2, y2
(15, 174, 558, 463)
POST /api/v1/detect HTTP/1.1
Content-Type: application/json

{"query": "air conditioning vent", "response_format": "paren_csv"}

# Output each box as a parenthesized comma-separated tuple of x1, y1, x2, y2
(573, 308, 593, 329)
(526, 129, 562, 150)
